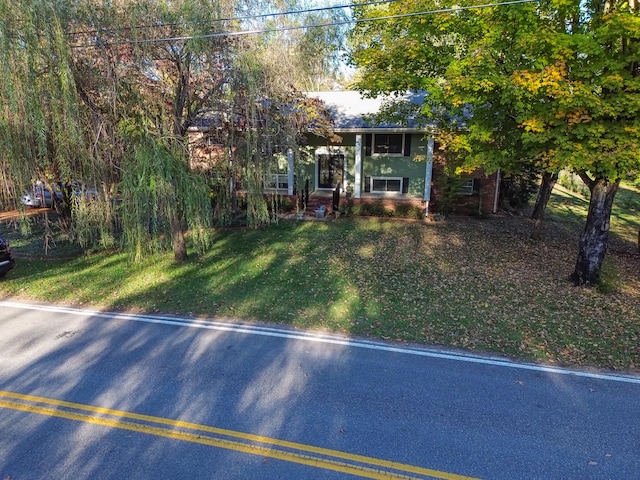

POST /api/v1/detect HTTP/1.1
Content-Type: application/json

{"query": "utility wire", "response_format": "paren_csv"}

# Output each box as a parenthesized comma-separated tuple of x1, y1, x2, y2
(72, 0, 537, 48)
(69, 0, 396, 37)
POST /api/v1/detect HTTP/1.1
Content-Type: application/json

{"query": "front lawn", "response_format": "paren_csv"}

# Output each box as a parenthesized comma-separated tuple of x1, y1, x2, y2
(1, 186, 639, 371)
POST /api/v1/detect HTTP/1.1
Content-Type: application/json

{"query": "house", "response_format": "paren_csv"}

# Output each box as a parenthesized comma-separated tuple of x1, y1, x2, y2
(186, 90, 501, 216)
(289, 90, 501, 216)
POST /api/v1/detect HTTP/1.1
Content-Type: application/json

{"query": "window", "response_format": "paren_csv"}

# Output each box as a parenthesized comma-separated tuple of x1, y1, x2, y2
(365, 133, 412, 156)
(374, 134, 404, 155)
(366, 176, 409, 194)
(459, 179, 480, 195)
(263, 174, 290, 191)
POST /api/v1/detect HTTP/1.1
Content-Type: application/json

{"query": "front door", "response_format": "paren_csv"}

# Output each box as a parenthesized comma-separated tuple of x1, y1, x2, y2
(317, 152, 344, 189)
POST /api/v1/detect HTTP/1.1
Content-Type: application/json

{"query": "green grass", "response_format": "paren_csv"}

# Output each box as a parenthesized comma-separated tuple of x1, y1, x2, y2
(1, 186, 639, 372)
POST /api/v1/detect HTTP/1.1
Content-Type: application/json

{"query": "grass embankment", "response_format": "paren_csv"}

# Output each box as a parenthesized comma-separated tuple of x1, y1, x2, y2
(1, 184, 639, 372)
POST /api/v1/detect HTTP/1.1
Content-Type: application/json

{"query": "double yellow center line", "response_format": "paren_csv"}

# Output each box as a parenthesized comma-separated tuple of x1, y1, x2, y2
(0, 390, 478, 480)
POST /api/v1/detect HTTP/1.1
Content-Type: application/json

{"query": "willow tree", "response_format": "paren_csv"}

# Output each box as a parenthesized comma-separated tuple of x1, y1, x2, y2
(0, 0, 218, 260)
(350, 0, 640, 285)
(68, 0, 242, 261)
(237, 0, 350, 90)
(1, 0, 332, 262)
(0, 1, 89, 207)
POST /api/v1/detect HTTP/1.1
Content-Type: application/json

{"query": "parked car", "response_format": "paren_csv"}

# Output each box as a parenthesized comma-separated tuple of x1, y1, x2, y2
(0, 237, 15, 278)
(21, 181, 99, 208)
(21, 184, 63, 208)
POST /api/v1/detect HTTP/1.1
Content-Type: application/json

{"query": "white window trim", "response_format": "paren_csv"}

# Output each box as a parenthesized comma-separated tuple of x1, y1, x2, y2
(459, 179, 475, 195)
(262, 173, 290, 192)
(372, 133, 406, 157)
(369, 176, 404, 194)
(315, 146, 346, 191)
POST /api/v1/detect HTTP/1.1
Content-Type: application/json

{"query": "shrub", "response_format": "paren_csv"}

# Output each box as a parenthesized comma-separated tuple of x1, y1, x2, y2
(394, 203, 412, 217)
(394, 203, 425, 219)
(499, 167, 540, 212)
(355, 200, 392, 217)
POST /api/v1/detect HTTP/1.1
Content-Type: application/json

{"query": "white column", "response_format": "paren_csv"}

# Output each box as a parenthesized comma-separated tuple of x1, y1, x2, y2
(424, 137, 434, 216)
(355, 134, 362, 199)
(493, 168, 501, 213)
(287, 148, 294, 196)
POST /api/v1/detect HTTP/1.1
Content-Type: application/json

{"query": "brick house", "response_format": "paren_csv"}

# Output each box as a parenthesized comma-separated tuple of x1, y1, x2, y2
(287, 90, 501, 216)
(187, 90, 501, 217)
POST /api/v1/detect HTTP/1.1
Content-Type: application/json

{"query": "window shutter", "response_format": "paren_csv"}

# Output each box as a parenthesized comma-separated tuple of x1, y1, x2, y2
(402, 178, 409, 194)
(473, 178, 481, 194)
(403, 134, 411, 156)
(364, 176, 371, 193)
(365, 134, 372, 156)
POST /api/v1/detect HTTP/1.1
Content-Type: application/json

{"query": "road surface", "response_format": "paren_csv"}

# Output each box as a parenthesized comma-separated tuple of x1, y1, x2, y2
(0, 301, 638, 479)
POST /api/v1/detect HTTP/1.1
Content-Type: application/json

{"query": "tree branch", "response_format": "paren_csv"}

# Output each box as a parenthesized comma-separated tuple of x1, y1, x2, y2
(577, 170, 595, 190)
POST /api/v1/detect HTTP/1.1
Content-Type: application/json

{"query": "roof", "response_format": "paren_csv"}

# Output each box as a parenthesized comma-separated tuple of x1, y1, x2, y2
(305, 90, 430, 132)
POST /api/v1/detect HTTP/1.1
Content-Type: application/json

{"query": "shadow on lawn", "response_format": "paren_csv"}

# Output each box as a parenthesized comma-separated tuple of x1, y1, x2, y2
(2, 190, 640, 479)
(1, 194, 640, 371)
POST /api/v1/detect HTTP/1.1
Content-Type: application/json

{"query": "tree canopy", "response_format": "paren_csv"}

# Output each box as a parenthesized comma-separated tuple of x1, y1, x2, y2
(350, 0, 640, 284)
(0, 0, 339, 261)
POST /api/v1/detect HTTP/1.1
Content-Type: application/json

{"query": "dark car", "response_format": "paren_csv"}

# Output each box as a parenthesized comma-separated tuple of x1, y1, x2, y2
(0, 237, 15, 278)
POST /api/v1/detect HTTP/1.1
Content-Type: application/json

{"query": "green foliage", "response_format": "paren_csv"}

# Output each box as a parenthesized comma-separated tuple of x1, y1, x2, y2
(72, 196, 116, 250)
(352, 201, 393, 217)
(393, 203, 424, 219)
(0, 0, 338, 259)
(500, 167, 542, 212)
(351, 0, 640, 178)
(350, 0, 640, 281)
(119, 140, 212, 262)
(558, 171, 590, 198)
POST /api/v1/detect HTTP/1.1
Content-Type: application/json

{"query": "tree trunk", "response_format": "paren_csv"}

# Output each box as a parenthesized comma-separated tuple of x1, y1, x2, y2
(530, 171, 558, 240)
(570, 176, 620, 285)
(171, 212, 188, 263)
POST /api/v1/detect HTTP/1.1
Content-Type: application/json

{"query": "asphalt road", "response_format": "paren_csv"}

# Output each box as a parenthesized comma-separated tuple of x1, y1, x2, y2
(0, 300, 638, 479)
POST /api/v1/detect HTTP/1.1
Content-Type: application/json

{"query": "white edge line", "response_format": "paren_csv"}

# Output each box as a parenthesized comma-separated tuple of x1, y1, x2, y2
(3, 300, 640, 385)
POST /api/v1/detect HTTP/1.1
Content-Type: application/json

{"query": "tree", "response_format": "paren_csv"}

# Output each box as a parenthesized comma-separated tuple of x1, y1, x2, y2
(239, 0, 351, 90)
(349, 0, 554, 212)
(0, 0, 336, 262)
(349, 0, 640, 284)
(512, 0, 640, 284)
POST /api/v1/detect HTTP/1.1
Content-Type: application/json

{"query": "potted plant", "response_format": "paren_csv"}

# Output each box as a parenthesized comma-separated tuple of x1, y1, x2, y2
(346, 182, 353, 198)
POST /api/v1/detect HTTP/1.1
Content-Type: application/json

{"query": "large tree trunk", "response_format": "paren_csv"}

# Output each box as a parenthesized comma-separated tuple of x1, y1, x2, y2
(570, 175, 620, 285)
(171, 212, 188, 263)
(530, 171, 558, 240)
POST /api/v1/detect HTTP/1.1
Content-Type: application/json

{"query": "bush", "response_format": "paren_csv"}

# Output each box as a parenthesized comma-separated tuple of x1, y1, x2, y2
(353, 200, 393, 217)
(500, 167, 540, 212)
(393, 203, 424, 219)
(277, 196, 294, 213)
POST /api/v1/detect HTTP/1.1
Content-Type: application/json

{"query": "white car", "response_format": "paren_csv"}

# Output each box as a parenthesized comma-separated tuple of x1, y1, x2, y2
(21, 184, 63, 208)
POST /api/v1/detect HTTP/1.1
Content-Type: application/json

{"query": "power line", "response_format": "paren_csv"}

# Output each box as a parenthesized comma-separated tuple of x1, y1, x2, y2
(69, 0, 396, 37)
(72, 0, 537, 48)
